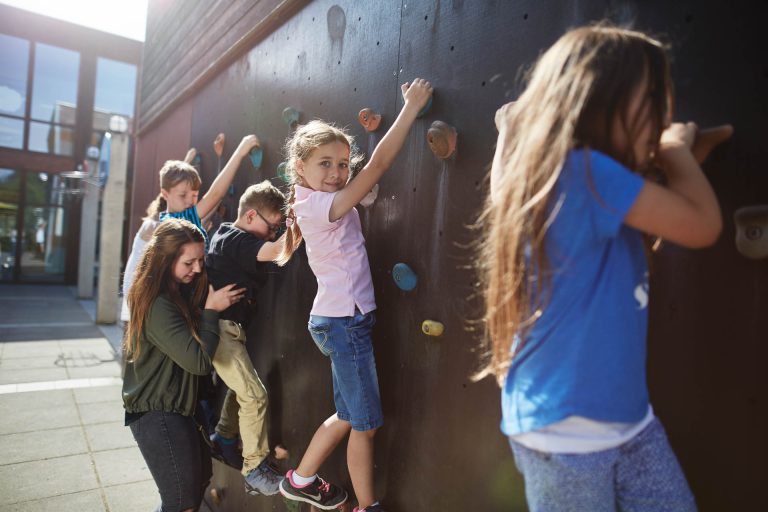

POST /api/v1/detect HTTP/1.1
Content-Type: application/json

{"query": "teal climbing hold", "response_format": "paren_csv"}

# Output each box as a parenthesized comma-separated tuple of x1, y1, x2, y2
(277, 162, 290, 184)
(416, 96, 432, 118)
(282, 107, 300, 126)
(392, 263, 417, 291)
(249, 146, 263, 169)
(191, 153, 202, 167)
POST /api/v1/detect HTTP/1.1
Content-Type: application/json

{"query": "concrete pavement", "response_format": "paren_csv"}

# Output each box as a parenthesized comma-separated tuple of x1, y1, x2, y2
(0, 284, 160, 511)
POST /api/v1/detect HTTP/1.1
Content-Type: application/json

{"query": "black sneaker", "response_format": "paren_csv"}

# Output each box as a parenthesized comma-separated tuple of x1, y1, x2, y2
(279, 470, 347, 510)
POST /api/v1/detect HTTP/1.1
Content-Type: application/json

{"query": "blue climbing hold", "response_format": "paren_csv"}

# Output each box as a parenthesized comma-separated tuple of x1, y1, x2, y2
(392, 263, 417, 291)
(191, 153, 202, 167)
(416, 96, 432, 118)
(249, 146, 263, 169)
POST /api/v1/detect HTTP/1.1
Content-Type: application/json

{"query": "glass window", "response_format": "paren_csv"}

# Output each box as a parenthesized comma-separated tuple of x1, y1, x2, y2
(0, 34, 29, 117)
(94, 58, 137, 119)
(25, 172, 51, 205)
(0, 169, 20, 203)
(0, 116, 24, 149)
(29, 121, 74, 156)
(31, 43, 79, 123)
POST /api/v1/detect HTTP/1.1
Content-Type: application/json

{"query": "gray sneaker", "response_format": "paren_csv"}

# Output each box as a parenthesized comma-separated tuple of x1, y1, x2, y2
(244, 459, 283, 496)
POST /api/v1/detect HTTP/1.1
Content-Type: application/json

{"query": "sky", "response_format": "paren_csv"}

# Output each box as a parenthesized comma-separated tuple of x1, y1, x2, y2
(1, 0, 148, 41)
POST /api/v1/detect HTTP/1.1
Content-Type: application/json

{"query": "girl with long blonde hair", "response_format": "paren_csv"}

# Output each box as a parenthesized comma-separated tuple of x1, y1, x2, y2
(479, 25, 721, 510)
(122, 218, 243, 512)
(275, 80, 432, 512)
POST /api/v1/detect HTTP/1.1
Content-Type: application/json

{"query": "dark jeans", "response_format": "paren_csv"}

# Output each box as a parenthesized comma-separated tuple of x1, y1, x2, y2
(129, 410, 212, 512)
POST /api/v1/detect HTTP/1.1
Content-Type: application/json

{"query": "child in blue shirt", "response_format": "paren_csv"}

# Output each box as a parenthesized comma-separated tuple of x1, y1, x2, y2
(479, 25, 722, 511)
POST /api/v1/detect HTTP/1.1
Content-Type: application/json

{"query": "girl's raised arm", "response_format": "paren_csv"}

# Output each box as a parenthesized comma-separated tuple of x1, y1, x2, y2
(329, 79, 433, 222)
(197, 135, 260, 219)
(624, 122, 723, 248)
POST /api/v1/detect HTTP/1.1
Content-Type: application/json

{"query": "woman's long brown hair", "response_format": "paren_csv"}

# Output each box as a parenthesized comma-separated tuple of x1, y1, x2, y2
(124, 218, 208, 360)
(476, 24, 672, 384)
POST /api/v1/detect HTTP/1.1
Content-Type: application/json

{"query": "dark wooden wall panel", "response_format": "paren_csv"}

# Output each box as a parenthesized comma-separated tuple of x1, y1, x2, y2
(134, 0, 767, 510)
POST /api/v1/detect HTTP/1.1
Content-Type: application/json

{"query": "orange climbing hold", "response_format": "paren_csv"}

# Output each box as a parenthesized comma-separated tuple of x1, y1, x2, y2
(358, 108, 382, 132)
(427, 120, 457, 159)
(213, 132, 225, 157)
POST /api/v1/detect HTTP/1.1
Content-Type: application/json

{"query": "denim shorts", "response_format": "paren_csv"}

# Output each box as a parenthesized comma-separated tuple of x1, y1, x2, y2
(509, 418, 697, 512)
(308, 309, 383, 431)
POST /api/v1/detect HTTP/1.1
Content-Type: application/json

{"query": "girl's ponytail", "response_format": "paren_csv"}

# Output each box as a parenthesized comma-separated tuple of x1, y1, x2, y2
(275, 185, 303, 265)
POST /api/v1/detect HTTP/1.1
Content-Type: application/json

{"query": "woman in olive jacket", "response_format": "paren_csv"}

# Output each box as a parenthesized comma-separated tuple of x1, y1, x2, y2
(122, 218, 244, 512)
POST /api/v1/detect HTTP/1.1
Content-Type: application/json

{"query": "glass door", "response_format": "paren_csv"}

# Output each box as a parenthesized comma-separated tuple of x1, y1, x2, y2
(19, 172, 70, 282)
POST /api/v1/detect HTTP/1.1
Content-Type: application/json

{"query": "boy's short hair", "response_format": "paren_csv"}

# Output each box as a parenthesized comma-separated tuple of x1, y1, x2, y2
(159, 160, 202, 191)
(238, 180, 286, 218)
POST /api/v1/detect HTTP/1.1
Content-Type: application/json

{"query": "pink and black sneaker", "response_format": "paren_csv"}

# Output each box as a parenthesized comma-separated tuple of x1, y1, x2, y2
(279, 469, 347, 510)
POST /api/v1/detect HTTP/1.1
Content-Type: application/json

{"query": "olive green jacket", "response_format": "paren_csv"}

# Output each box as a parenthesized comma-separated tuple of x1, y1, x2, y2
(122, 295, 220, 417)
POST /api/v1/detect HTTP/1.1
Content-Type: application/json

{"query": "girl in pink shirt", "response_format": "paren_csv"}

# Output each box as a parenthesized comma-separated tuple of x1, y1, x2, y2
(275, 79, 432, 512)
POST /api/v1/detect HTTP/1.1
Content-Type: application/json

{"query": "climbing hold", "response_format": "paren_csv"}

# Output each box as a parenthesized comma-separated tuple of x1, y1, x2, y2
(274, 444, 289, 460)
(213, 132, 225, 158)
(249, 146, 263, 169)
(358, 108, 382, 132)
(417, 95, 433, 118)
(422, 320, 444, 336)
(210, 488, 222, 506)
(191, 153, 202, 168)
(734, 205, 768, 259)
(692, 124, 733, 164)
(392, 262, 417, 291)
(282, 106, 301, 127)
(360, 184, 379, 207)
(427, 121, 457, 159)
(277, 162, 291, 183)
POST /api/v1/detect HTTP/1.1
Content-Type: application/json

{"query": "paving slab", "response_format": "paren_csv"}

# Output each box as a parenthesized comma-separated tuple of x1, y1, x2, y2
(91, 446, 153, 487)
(2, 490, 106, 512)
(0, 454, 98, 505)
(0, 367, 70, 385)
(1, 341, 63, 359)
(73, 384, 123, 405)
(0, 426, 87, 465)
(103, 480, 160, 512)
(0, 392, 80, 435)
(85, 422, 136, 452)
(78, 399, 126, 425)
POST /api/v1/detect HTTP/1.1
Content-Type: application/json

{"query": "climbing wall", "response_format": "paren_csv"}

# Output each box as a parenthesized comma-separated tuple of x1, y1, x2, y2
(132, 1, 767, 510)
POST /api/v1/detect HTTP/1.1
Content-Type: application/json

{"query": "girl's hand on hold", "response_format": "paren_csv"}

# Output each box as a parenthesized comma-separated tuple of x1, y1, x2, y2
(205, 284, 246, 312)
(660, 122, 697, 152)
(235, 135, 260, 158)
(401, 78, 433, 112)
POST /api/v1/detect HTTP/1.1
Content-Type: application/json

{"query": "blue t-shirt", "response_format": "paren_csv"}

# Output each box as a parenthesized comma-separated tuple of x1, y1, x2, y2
(501, 149, 648, 436)
(159, 206, 209, 250)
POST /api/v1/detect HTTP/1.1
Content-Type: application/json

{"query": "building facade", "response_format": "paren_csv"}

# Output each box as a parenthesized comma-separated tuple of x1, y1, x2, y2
(0, 4, 141, 283)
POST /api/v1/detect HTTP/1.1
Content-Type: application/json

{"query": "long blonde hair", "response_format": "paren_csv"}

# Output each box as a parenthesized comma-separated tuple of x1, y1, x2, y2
(275, 120, 363, 265)
(477, 24, 672, 383)
(124, 218, 208, 359)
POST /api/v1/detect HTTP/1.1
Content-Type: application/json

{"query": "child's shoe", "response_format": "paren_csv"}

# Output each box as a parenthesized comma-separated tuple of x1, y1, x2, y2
(279, 469, 347, 510)
(209, 432, 243, 470)
(354, 504, 386, 512)
(244, 459, 282, 496)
